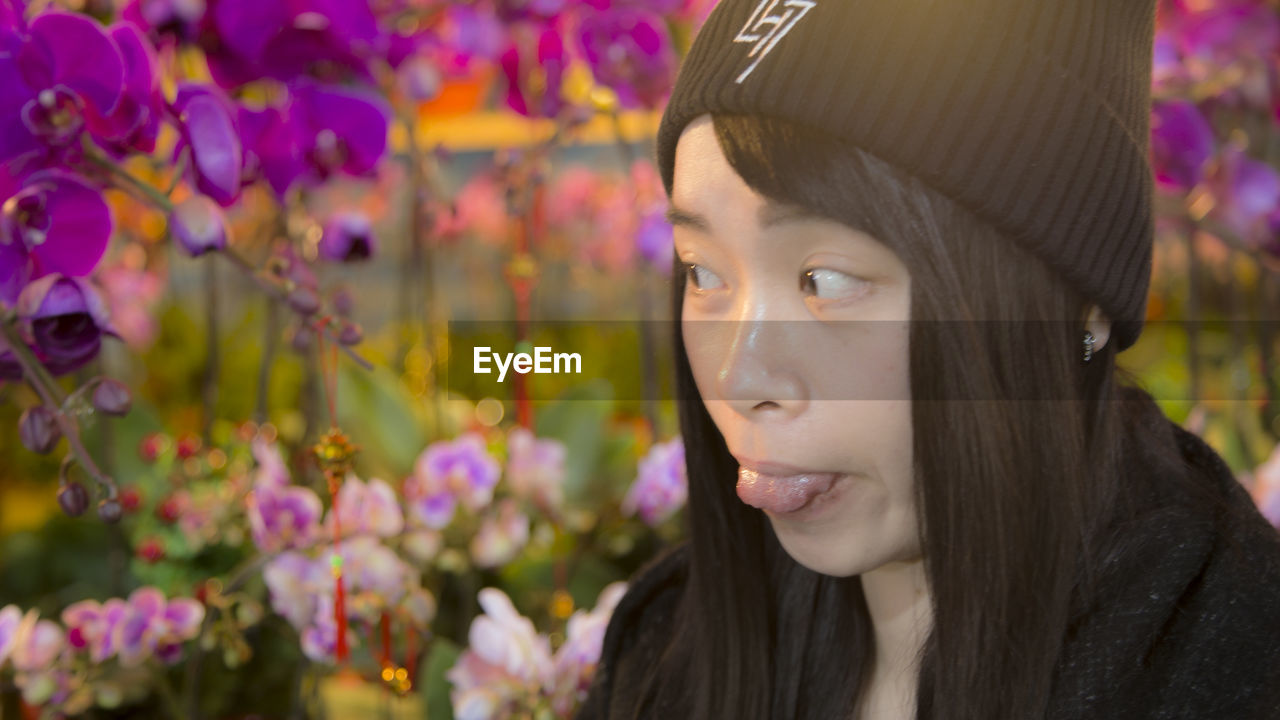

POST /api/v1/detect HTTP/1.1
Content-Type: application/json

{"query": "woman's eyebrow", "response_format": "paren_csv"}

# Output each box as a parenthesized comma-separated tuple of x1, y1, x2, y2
(665, 205, 710, 232)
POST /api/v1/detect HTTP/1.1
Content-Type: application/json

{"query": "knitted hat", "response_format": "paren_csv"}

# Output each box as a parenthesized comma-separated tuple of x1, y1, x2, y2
(656, 0, 1158, 350)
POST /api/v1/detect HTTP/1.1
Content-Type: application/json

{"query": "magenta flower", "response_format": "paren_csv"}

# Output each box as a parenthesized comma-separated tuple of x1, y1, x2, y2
(0, 11, 125, 166)
(237, 104, 304, 198)
(16, 275, 116, 376)
(204, 0, 378, 88)
(576, 8, 677, 109)
(171, 84, 243, 206)
(500, 24, 568, 118)
(87, 23, 162, 156)
(122, 0, 208, 44)
(319, 212, 377, 262)
(406, 433, 502, 528)
(292, 83, 390, 183)
(505, 427, 566, 513)
(1150, 100, 1215, 192)
(622, 436, 687, 526)
(1, 169, 112, 303)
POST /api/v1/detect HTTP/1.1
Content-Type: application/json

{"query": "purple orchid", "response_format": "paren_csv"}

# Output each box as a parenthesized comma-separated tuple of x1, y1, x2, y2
(170, 194, 229, 257)
(61, 597, 128, 664)
(246, 469, 324, 553)
(576, 8, 677, 109)
(1150, 99, 1215, 192)
(1211, 145, 1280, 246)
(121, 0, 208, 44)
(501, 23, 568, 118)
(406, 433, 502, 528)
(16, 274, 115, 376)
(1, 169, 112, 304)
(291, 83, 390, 183)
(204, 0, 379, 88)
(237, 104, 304, 198)
(87, 23, 163, 156)
(622, 436, 686, 526)
(636, 205, 674, 271)
(0, 11, 125, 168)
(319, 211, 377, 262)
(171, 84, 243, 207)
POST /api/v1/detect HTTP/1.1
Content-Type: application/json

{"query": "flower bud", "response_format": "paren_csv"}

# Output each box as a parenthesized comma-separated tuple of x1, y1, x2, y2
(57, 480, 90, 517)
(290, 323, 315, 353)
(170, 195, 228, 257)
(338, 322, 362, 346)
(330, 286, 355, 316)
(286, 286, 320, 316)
(98, 497, 123, 524)
(19, 406, 61, 454)
(92, 378, 132, 416)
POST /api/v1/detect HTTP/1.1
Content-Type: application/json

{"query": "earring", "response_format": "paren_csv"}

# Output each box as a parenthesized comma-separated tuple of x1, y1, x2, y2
(1082, 330, 1095, 363)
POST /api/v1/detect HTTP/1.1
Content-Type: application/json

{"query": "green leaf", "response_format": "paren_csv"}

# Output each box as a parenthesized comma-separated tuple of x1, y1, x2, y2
(534, 380, 615, 506)
(421, 637, 461, 720)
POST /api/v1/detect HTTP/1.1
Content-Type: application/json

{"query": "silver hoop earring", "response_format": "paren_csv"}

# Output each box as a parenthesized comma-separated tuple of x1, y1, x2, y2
(1082, 330, 1095, 363)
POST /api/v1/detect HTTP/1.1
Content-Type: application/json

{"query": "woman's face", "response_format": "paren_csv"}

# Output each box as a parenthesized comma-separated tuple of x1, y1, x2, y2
(672, 115, 919, 577)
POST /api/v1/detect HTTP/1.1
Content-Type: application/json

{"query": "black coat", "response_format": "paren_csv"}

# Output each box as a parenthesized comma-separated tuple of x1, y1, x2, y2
(577, 392, 1280, 719)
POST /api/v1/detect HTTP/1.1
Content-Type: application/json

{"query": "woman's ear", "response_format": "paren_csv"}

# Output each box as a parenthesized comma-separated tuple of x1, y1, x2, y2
(1084, 304, 1111, 353)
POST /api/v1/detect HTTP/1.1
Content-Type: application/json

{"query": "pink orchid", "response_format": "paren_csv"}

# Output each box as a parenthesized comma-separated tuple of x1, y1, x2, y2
(505, 427, 566, 513)
(622, 436, 687, 526)
(328, 474, 404, 539)
(470, 498, 531, 569)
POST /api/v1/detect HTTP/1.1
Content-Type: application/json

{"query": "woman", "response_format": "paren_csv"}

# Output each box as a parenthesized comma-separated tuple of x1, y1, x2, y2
(579, 1, 1280, 719)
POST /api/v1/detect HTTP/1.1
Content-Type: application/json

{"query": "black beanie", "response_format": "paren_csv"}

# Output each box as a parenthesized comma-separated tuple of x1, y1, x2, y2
(656, 0, 1158, 350)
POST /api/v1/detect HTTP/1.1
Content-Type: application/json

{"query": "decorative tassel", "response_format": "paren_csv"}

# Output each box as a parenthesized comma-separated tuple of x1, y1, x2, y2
(328, 470, 349, 663)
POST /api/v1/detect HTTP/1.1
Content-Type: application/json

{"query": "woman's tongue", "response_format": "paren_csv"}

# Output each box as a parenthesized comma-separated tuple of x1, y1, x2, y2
(736, 467, 838, 513)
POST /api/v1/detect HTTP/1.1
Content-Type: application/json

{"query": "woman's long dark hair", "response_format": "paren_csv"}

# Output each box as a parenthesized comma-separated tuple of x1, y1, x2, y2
(640, 114, 1163, 719)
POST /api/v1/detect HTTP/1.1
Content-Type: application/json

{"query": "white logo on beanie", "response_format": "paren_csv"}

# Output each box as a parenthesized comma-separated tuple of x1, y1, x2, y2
(733, 0, 817, 84)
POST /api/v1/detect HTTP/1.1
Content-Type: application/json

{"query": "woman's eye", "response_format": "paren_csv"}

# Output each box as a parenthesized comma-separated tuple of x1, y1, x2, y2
(685, 263, 724, 290)
(800, 268, 868, 300)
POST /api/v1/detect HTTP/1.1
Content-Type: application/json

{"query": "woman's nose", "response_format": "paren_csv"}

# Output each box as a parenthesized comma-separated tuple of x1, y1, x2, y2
(709, 303, 809, 420)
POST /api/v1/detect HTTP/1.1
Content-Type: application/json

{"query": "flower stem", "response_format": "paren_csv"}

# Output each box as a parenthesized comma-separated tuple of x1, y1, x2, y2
(82, 143, 175, 212)
(0, 314, 116, 496)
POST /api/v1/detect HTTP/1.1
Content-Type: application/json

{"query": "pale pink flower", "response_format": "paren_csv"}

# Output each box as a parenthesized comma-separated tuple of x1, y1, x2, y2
(96, 264, 163, 350)
(622, 437, 687, 526)
(1249, 442, 1280, 527)
(9, 610, 64, 674)
(263, 551, 326, 630)
(448, 588, 554, 716)
(549, 582, 629, 716)
(329, 474, 404, 538)
(0, 604, 20, 668)
(470, 498, 531, 569)
(505, 427, 566, 513)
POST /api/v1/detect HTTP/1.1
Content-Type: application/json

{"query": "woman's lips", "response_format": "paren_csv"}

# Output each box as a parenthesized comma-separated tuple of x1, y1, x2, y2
(735, 465, 841, 513)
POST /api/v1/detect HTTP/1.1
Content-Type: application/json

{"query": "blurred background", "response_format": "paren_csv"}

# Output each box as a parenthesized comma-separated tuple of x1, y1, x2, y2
(0, 0, 1277, 718)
